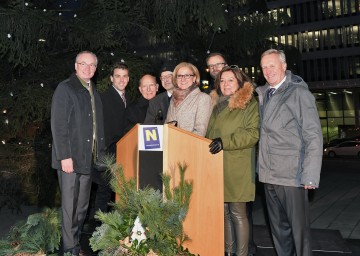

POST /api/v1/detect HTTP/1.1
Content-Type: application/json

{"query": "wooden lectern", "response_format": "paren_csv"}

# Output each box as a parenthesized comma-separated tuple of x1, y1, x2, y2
(116, 124, 224, 256)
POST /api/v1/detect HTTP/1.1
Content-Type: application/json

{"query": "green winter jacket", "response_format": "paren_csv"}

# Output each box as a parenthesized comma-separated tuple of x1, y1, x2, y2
(206, 82, 259, 202)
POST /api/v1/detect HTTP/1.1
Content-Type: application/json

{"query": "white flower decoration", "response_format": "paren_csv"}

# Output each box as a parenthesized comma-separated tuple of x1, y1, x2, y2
(74, 14, 77, 18)
(130, 217, 146, 247)
(7, 34, 11, 39)
(25, 2, 28, 6)
(40, 83, 44, 87)
(59, 13, 62, 16)
(110, 52, 114, 56)
(43, 9, 46, 12)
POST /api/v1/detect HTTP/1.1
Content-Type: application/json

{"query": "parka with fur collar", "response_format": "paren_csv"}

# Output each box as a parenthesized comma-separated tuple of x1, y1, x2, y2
(206, 82, 259, 202)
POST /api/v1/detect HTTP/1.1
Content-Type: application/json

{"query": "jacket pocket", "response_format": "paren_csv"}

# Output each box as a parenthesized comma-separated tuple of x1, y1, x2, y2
(268, 147, 299, 180)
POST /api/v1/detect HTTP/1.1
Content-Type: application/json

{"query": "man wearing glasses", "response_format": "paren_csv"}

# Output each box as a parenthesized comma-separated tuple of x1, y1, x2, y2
(51, 51, 105, 256)
(144, 61, 175, 124)
(204, 52, 228, 94)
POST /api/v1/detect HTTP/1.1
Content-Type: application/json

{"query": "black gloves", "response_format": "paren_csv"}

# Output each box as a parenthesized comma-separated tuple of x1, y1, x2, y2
(209, 137, 223, 154)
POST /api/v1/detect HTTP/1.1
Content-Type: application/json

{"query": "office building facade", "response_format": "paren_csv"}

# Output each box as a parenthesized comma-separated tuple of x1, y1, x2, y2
(255, 0, 360, 143)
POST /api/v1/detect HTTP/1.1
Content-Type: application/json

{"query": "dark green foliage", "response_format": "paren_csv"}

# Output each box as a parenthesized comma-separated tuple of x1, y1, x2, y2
(89, 157, 194, 255)
(0, 207, 61, 255)
(0, 0, 276, 210)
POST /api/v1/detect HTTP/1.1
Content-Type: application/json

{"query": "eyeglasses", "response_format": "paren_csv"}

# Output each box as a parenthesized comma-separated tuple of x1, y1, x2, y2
(176, 74, 195, 80)
(160, 74, 172, 81)
(77, 62, 97, 69)
(208, 62, 226, 69)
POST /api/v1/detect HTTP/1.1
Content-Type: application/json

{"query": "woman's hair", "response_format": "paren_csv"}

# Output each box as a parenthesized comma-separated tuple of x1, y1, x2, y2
(214, 66, 252, 95)
(172, 62, 201, 87)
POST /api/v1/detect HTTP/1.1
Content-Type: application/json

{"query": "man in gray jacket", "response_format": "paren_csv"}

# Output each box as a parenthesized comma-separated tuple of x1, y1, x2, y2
(256, 49, 323, 256)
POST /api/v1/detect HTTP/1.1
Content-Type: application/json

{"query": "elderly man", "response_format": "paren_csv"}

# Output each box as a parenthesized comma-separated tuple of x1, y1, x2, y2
(256, 49, 323, 256)
(51, 51, 105, 256)
(144, 62, 175, 124)
(124, 74, 158, 132)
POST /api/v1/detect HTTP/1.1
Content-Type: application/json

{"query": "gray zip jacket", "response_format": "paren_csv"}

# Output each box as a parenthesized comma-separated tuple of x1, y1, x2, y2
(255, 70, 323, 188)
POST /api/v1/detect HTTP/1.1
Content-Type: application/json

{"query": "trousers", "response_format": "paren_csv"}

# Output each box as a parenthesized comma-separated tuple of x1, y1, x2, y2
(57, 170, 92, 255)
(264, 184, 312, 256)
(224, 202, 249, 256)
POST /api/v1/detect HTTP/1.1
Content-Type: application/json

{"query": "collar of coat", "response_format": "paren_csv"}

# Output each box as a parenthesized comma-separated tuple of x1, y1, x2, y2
(209, 81, 254, 111)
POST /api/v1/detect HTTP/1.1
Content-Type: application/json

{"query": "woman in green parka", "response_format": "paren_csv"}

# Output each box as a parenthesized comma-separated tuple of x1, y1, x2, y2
(206, 66, 259, 256)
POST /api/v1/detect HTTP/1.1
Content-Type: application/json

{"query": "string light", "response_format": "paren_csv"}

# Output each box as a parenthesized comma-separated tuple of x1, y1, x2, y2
(1, 140, 5, 145)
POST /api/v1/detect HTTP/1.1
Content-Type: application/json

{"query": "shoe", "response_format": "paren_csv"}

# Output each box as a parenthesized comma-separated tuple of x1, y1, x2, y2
(79, 249, 87, 256)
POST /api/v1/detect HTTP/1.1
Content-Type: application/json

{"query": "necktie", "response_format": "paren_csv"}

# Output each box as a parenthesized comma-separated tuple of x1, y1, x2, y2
(267, 88, 276, 99)
(121, 93, 126, 107)
(264, 88, 275, 106)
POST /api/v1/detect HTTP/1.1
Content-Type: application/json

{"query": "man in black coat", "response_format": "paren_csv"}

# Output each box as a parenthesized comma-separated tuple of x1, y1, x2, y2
(51, 51, 105, 256)
(90, 62, 131, 220)
(101, 62, 130, 153)
(124, 74, 158, 132)
(143, 62, 175, 124)
(203, 52, 228, 94)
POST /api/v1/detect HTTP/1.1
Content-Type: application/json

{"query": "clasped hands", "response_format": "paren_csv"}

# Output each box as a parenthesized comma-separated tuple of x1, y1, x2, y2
(209, 137, 223, 154)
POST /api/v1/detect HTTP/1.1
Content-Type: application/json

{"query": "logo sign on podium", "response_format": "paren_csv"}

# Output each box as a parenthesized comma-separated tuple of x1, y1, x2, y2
(138, 125, 163, 151)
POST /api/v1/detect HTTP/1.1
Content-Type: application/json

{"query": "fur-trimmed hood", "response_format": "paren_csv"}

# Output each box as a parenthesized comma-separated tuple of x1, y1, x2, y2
(209, 81, 254, 111)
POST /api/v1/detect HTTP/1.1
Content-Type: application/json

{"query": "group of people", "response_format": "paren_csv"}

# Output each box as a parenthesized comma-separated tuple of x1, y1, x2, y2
(51, 49, 323, 256)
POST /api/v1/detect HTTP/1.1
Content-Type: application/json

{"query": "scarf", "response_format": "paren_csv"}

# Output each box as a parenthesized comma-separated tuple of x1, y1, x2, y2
(172, 83, 198, 106)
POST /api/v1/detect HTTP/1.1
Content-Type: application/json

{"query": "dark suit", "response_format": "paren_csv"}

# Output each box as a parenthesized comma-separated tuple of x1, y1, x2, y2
(101, 85, 129, 154)
(124, 95, 149, 133)
(143, 91, 170, 125)
(90, 85, 129, 215)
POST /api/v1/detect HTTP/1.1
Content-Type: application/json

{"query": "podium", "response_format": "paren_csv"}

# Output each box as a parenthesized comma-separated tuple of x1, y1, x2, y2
(116, 124, 224, 256)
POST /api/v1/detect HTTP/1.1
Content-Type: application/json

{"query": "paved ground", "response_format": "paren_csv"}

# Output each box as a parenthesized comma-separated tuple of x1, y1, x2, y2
(252, 157, 360, 255)
(252, 158, 360, 240)
(1, 157, 360, 255)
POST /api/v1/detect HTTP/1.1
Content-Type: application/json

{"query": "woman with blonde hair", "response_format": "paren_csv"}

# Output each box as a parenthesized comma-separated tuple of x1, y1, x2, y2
(165, 62, 212, 136)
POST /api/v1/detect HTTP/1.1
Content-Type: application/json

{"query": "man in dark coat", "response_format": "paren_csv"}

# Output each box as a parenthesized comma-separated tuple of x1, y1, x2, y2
(90, 62, 131, 219)
(51, 51, 105, 256)
(203, 52, 228, 94)
(101, 62, 130, 153)
(144, 62, 175, 124)
(124, 74, 158, 132)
